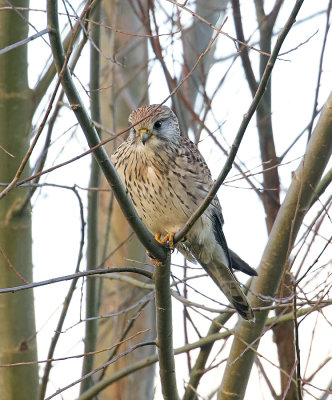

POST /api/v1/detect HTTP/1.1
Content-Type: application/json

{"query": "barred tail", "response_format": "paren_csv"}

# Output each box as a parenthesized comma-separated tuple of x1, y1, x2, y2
(202, 261, 255, 321)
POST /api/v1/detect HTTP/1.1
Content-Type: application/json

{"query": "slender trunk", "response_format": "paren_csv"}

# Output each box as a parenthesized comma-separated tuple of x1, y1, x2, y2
(92, 2, 156, 399)
(218, 91, 332, 400)
(255, 4, 296, 397)
(0, 1, 39, 399)
(80, 3, 102, 393)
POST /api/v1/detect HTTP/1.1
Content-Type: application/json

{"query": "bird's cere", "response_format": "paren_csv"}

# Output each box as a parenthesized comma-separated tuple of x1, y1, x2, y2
(139, 128, 152, 145)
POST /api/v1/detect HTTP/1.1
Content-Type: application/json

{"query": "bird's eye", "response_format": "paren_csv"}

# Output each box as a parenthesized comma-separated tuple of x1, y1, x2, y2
(153, 120, 162, 129)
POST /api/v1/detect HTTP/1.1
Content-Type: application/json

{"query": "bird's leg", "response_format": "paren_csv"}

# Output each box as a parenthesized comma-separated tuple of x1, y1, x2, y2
(154, 232, 175, 250)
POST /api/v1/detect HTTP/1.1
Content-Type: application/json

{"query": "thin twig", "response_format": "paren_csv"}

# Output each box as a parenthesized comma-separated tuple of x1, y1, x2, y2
(80, 2, 101, 392)
(0, 27, 50, 55)
(45, 341, 156, 400)
(167, 0, 271, 57)
(173, 0, 292, 243)
(46, 0, 167, 261)
(39, 186, 85, 400)
(77, 304, 326, 400)
(293, 285, 303, 400)
(307, 0, 332, 140)
(0, 267, 153, 295)
(0, 3, 88, 201)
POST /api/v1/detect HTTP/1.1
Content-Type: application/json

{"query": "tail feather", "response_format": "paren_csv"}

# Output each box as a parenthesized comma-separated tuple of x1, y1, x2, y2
(201, 261, 255, 321)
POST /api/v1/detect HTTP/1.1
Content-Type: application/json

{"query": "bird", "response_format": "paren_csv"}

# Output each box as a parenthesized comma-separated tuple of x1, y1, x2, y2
(111, 104, 256, 321)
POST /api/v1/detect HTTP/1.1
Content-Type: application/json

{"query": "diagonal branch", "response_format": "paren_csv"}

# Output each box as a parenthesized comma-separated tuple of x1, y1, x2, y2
(218, 87, 332, 399)
(173, 0, 296, 244)
(0, 27, 50, 55)
(47, 2, 180, 398)
(76, 304, 326, 400)
(46, 0, 166, 262)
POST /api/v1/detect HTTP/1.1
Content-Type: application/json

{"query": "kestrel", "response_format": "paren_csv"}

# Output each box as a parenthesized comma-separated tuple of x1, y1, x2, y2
(111, 105, 256, 321)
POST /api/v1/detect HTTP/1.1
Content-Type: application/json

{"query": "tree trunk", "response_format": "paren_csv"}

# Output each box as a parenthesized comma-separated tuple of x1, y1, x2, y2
(92, 1, 156, 399)
(218, 91, 332, 400)
(0, 1, 39, 399)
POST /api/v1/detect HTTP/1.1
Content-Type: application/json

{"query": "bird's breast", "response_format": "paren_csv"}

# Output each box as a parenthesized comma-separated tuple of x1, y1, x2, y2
(120, 152, 192, 235)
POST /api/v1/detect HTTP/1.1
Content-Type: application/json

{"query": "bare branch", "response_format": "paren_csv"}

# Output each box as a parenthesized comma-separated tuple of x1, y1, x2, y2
(46, 0, 167, 262)
(218, 84, 332, 399)
(0, 266, 153, 295)
(0, 27, 49, 55)
(77, 304, 326, 400)
(173, 0, 295, 244)
(39, 186, 85, 400)
(152, 251, 180, 400)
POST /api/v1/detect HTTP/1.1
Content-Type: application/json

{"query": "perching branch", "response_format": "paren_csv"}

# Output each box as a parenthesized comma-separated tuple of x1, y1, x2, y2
(47, 2, 181, 398)
(153, 252, 180, 400)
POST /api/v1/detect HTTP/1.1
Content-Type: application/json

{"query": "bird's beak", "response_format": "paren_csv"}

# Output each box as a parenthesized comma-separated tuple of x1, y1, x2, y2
(139, 128, 152, 145)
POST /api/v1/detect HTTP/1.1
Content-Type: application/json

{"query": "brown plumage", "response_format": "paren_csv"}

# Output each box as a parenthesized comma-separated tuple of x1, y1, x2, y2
(111, 104, 255, 321)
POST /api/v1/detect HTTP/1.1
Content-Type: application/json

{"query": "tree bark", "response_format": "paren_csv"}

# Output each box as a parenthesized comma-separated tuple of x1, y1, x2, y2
(0, 1, 39, 399)
(80, 3, 102, 393)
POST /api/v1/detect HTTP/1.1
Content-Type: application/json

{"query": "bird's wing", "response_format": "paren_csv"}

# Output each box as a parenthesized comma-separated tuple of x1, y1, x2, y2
(176, 139, 233, 264)
(176, 138, 214, 185)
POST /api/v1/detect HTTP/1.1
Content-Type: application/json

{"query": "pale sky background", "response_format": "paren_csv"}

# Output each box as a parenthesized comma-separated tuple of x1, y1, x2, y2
(23, 1, 332, 399)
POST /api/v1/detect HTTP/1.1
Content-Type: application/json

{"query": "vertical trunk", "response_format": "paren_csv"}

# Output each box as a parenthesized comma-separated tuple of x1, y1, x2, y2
(80, 3, 102, 393)
(255, 4, 295, 398)
(0, 1, 39, 399)
(93, 1, 156, 399)
(273, 271, 298, 400)
(178, 0, 229, 133)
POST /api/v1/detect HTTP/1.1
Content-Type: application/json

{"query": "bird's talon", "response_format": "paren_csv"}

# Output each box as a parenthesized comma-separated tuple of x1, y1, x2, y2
(155, 233, 162, 244)
(154, 232, 175, 250)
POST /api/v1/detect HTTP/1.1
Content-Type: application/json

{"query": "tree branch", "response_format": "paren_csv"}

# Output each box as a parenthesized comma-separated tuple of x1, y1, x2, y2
(153, 252, 180, 400)
(39, 187, 85, 400)
(46, 0, 166, 262)
(309, 168, 332, 209)
(76, 304, 326, 400)
(218, 86, 332, 400)
(173, 0, 292, 244)
(0, 267, 153, 295)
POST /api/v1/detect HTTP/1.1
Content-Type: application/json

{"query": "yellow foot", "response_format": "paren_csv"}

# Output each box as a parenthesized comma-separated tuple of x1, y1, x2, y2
(154, 232, 175, 250)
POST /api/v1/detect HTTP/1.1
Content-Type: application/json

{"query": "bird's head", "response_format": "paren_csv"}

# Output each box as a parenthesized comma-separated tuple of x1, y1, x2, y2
(128, 104, 180, 146)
